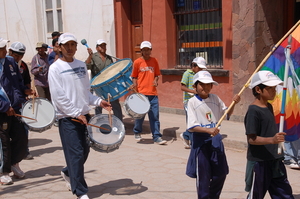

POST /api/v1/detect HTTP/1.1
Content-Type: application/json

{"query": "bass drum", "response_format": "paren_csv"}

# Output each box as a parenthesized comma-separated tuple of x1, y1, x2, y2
(87, 114, 125, 153)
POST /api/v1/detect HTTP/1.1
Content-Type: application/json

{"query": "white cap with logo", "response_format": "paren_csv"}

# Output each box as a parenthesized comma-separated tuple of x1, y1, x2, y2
(140, 41, 152, 49)
(193, 71, 218, 85)
(58, 33, 77, 44)
(96, 39, 106, 46)
(9, 42, 26, 53)
(0, 37, 9, 48)
(192, 57, 207, 69)
(249, 70, 283, 89)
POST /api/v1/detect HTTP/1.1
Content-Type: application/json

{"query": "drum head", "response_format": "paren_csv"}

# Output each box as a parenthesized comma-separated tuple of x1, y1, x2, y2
(126, 94, 150, 114)
(22, 98, 55, 130)
(91, 59, 132, 86)
(87, 114, 125, 145)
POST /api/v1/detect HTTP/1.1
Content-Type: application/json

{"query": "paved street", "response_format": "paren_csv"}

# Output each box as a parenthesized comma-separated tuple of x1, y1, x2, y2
(1, 112, 300, 199)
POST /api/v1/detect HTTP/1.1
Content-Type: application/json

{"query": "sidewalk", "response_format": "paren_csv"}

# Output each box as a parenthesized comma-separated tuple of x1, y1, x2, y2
(0, 112, 299, 199)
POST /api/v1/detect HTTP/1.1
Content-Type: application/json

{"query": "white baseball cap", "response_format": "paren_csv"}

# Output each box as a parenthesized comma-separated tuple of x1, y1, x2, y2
(192, 57, 207, 69)
(0, 37, 9, 48)
(140, 41, 152, 49)
(58, 33, 77, 44)
(249, 70, 283, 89)
(193, 71, 218, 85)
(96, 39, 106, 45)
(9, 42, 26, 53)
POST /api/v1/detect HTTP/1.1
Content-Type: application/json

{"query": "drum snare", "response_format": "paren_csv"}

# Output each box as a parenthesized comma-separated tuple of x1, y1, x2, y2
(21, 98, 55, 132)
(123, 93, 150, 119)
(87, 114, 125, 153)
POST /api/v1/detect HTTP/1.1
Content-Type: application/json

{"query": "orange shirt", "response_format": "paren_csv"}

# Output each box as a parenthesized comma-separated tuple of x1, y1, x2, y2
(131, 57, 161, 95)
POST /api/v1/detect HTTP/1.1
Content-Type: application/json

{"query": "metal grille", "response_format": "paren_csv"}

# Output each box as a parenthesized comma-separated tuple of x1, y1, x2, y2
(175, 0, 223, 69)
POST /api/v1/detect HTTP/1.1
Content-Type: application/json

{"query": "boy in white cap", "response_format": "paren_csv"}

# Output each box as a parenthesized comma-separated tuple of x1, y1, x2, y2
(48, 33, 111, 199)
(185, 71, 240, 198)
(244, 70, 294, 198)
(8, 41, 34, 160)
(180, 57, 207, 149)
(85, 39, 123, 121)
(130, 41, 167, 145)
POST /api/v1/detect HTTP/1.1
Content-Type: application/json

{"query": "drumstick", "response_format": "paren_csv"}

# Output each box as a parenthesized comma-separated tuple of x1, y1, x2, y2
(125, 82, 145, 101)
(108, 93, 112, 127)
(71, 119, 110, 131)
(15, 114, 37, 121)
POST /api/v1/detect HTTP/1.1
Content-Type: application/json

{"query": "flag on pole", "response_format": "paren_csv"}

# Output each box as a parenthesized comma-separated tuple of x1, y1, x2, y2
(260, 22, 300, 141)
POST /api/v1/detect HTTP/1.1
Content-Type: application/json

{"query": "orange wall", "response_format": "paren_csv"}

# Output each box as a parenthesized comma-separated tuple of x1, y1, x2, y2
(115, 0, 233, 110)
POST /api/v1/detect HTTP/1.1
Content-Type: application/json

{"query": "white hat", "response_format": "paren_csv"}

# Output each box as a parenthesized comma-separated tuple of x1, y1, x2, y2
(96, 39, 106, 45)
(0, 37, 9, 48)
(192, 57, 207, 69)
(140, 41, 152, 49)
(58, 33, 77, 44)
(249, 71, 283, 89)
(9, 42, 26, 53)
(193, 71, 218, 85)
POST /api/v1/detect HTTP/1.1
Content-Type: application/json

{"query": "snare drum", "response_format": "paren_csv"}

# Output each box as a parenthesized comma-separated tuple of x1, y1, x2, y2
(21, 98, 55, 132)
(87, 114, 125, 153)
(91, 58, 132, 101)
(123, 93, 150, 119)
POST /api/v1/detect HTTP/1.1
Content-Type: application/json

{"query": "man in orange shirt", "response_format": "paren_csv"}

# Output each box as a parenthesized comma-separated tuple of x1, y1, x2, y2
(131, 41, 167, 145)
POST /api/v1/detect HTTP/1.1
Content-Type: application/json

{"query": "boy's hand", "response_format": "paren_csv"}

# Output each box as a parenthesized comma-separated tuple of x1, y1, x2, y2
(233, 94, 241, 103)
(207, 127, 220, 137)
(273, 132, 286, 144)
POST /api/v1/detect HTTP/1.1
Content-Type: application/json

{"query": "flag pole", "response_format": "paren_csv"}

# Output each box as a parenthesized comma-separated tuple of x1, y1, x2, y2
(277, 35, 292, 154)
(216, 20, 300, 128)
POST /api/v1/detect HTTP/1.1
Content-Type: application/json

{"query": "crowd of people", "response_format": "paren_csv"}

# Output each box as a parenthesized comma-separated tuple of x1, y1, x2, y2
(0, 31, 299, 199)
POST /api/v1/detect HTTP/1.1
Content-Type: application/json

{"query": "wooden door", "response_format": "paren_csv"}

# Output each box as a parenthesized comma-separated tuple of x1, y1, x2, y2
(131, 0, 143, 61)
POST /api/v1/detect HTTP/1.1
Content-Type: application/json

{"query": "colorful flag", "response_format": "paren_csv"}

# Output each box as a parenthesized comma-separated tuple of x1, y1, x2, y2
(261, 23, 300, 141)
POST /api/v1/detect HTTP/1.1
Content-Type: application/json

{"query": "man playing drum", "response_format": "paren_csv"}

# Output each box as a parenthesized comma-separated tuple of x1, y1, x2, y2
(130, 41, 167, 145)
(48, 33, 111, 199)
(0, 38, 35, 184)
(85, 39, 123, 121)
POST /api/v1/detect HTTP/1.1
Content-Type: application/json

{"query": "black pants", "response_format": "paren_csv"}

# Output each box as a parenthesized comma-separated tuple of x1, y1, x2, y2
(0, 113, 28, 173)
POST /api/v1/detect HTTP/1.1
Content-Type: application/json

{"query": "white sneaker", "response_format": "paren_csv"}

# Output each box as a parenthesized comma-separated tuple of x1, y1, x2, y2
(11, 163, 25, 179)
(0, 174, 13, 185)
(289, 162, 300, 169)
(61, 171, 71, 191)
(78, 194, 89, 199)
(180, 133, 190, 149)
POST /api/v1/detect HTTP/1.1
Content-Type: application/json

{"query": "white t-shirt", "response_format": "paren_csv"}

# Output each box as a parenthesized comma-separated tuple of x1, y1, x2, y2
(48, 58, 101, 119)
(187, 94, 227, 130)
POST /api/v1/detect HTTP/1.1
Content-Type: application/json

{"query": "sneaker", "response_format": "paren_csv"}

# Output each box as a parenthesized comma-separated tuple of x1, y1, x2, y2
(134, 133, 142, 141)
(180, 133, 190, 149)
(54, 121, 59, 127)
(61, 171, 71, 191)
(289, 159, 300, 169)
(289, 162, 300, 169)
(0, 174, 13, 185)
(77, 194, 89, 199)
(155, 137, 167, 145)
(11, 163, 25, 179)
(24, 153, 34, 160)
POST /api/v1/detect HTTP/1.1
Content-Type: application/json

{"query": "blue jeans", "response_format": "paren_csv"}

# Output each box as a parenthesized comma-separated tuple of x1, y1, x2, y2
(133, 95, 162, 141)
(59, 116, 90, 197)
(182, 101, 192, 142)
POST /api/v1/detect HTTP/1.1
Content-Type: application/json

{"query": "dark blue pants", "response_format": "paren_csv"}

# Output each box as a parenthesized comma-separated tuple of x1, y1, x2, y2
(58, 116, 90, 197)
(95, 99, 123, 122)
(0, 113, 27, 173)
(246, 160, 294, 199)
(196, 142, 228, 199)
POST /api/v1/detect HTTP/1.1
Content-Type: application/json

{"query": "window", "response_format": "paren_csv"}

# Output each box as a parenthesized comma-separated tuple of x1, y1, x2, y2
(45, 0, 63, 33)
(174, 0, 222, 69)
